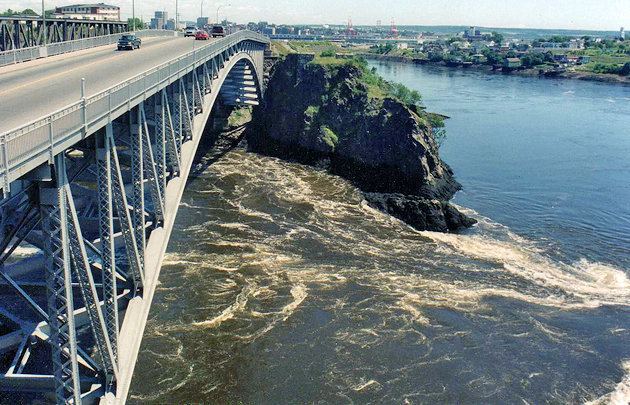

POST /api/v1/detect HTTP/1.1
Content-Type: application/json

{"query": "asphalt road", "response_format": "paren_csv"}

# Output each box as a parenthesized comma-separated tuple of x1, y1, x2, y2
(0, 36, 214, 134)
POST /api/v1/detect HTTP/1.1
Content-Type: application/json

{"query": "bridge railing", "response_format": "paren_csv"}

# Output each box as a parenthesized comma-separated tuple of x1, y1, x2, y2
(0, 29, 179, 67)
(0, 31, 269, 196)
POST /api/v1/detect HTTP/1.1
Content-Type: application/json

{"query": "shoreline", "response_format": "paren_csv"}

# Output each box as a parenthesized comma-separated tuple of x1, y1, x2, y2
(359, 53, 630, 86)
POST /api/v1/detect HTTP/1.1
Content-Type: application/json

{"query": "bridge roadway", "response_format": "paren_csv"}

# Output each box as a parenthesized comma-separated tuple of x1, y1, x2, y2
(0, 35, 214, 134)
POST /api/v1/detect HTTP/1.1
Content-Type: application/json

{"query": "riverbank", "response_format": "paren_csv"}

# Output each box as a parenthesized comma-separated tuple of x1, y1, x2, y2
(360, 53, 630, 85)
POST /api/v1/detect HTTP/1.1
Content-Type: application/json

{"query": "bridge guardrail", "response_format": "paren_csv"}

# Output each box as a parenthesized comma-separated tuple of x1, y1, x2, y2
(0, 31, 269, 196)
(0, 29, 179, 67)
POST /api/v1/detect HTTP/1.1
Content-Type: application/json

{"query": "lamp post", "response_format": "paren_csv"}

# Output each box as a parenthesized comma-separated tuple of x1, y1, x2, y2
(132, 0, 135, 31)
(216, 4, 231, 24)
(200, 0, 204, 22)
(41, 0, 46, 45)
(175, 0, 179, 32)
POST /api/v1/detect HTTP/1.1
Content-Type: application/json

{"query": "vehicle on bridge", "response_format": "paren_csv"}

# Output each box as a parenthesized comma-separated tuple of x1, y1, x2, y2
(117, 34, 141, 50)
(195, 30, 210, 40)
(211, 25, 226, 38)
(185, 26, 197, 37)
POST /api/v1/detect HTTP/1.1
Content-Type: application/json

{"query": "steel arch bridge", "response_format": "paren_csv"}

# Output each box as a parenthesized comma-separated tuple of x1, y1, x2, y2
(0, 31, 268, 404)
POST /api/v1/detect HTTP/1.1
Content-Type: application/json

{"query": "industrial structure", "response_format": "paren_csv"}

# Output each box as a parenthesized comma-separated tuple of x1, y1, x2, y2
(0, 30, 268, 404)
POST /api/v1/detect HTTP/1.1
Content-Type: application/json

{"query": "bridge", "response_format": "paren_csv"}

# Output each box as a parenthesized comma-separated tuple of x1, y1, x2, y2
(0, 15, 128, 51)
(0, 30, 269, 403)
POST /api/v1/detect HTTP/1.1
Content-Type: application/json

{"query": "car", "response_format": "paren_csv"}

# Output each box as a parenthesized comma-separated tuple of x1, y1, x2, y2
(195, 30, 210, 40)
(211, 25, 226, 38)
(184, 26, 197, 37)
(117, 34, 141, 50)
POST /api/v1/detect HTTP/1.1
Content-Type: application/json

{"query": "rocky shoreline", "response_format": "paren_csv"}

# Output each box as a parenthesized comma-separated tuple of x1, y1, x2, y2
(247, 53, 476, 233)
(361, 53, 630, 85)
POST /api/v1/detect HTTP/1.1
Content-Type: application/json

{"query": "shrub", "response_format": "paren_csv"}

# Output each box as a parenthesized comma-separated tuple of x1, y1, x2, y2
(319, 126, 339, 149)
(320, 49, 336, 58)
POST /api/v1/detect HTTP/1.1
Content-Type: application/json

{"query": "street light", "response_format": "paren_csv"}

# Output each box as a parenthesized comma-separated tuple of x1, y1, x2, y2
(216, 4, 231, 25)
(132, 0, 135, 31)
(41, 0, 46, 45)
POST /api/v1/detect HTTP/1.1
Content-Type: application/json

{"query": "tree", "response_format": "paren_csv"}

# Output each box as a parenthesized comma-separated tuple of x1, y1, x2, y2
(481, 48, 500, 65)
(521, 52, 546, 68)
(428, 52, 443, 62)
(490, 31, 504, 45)
(127, 18, 144, 31)
(621, 62, 630, 76)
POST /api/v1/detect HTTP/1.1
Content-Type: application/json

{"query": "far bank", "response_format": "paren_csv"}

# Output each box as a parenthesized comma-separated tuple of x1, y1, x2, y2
(360, 53, 630, 85)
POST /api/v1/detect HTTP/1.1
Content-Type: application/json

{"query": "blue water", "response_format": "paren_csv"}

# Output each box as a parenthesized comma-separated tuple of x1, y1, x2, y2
(371, 61, 630, 270)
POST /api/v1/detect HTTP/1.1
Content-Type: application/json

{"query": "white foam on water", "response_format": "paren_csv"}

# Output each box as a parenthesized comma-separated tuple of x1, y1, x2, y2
(191, 283, 253, 329)
(585, 360, 630, 405)
(353, 379, 382, 392)
(419, 227, 630, 309)
(9, 244, 41, 258)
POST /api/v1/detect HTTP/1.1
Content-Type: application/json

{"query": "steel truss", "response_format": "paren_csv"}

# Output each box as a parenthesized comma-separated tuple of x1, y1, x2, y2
(0, 38, 267, 404)
(0, 16, 127, 51)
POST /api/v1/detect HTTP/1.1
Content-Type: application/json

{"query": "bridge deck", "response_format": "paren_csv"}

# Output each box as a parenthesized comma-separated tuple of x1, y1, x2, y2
(0, 36, 218, 134)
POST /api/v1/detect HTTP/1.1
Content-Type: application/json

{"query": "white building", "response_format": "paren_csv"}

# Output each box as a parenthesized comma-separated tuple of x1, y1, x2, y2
(621, 27, 626, 40)
(53, 3, 121, 21)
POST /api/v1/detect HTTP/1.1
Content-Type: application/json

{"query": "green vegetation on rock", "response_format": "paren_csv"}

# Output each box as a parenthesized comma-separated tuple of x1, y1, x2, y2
(319, 126, 339, 150)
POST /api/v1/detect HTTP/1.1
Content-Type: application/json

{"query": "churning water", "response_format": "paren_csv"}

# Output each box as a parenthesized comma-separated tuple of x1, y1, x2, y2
(129, 62, 630, 404)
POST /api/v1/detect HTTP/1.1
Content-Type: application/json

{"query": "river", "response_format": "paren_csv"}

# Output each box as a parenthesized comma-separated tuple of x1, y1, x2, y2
(128, 61, 630, 404)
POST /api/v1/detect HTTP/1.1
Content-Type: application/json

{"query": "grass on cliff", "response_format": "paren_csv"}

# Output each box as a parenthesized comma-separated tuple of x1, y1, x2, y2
(273, 40, 447, 145)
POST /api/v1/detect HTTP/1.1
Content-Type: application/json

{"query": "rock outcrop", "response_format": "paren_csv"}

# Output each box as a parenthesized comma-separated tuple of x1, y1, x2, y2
(249, 53, 475, 232)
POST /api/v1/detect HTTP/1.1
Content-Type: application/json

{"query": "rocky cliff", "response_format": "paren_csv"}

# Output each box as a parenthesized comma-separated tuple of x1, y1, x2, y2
(249, 53, 475, 232)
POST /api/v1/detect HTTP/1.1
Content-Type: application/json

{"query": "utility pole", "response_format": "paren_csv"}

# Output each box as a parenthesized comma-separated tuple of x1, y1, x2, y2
(175, 0, 179, 32)
(41, 0, 46, 45)
(201, 0, 204, 21)
(132, 0, 135, 31)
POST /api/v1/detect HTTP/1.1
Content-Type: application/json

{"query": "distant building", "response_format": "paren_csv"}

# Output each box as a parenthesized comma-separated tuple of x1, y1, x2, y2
(503, 57, 522, 69)
(197, 17, 210, 28)
(150, 11, 168, 29)
(464, 26, 483, 40)
(262, 26, 276, 36)
(621, 27, 626, 40)
(53, 3, 120, 21)
(553, 54, 569, 63)
(397, 42, 409, 50)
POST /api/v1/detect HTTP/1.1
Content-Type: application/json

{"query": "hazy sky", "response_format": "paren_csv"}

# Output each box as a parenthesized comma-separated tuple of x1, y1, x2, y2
(5, 0, 630, 31)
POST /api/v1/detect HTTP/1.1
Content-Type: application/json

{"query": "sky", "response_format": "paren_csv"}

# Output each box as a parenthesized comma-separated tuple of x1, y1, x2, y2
(4, 0, 629, 31)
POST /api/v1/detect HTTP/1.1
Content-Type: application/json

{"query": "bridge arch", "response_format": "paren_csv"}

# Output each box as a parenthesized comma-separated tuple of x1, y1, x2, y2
(0, 33, 269, 404)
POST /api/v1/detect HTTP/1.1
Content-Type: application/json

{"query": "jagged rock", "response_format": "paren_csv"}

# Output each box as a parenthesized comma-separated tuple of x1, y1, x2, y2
(249, 53, 476, 232)
(364, 193, 476, 232)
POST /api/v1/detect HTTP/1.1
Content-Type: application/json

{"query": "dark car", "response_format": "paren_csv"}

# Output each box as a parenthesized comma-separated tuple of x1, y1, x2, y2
(117, 34, 141, 50)
(211, 25, 226, 38)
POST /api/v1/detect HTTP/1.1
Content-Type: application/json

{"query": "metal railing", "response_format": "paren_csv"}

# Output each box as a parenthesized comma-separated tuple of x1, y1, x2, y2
(0, 31, 269, 196)
(0, 29, 179, 67)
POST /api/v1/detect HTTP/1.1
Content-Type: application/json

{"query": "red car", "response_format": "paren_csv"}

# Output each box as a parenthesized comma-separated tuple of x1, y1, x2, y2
(195, 30, 210, 40)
